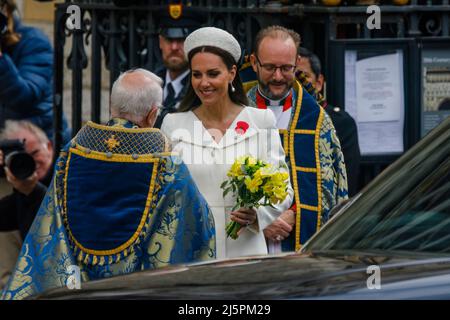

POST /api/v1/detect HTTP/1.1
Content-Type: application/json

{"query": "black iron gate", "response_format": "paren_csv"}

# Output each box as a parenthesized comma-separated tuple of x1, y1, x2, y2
(53, 0, 450, 192)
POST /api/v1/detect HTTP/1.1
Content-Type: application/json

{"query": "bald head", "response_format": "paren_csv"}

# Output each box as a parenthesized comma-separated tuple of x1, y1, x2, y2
(254, 25, 300, 56)
(120, 71, 153, 89)
(110, 68, 163, 127)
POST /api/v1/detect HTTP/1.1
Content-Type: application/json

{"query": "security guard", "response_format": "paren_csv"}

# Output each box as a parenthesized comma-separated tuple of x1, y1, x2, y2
(154, 3, 204, 128)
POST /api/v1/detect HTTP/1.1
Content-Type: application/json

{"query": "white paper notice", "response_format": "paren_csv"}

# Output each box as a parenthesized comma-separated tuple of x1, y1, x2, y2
(345, 51, 357, 118)
(357, 122, 404, 155)
(356, 53, 402, 123)
(344, 50, 404, 155)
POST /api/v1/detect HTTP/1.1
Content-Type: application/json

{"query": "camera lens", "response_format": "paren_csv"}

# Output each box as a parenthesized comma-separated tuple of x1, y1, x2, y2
(5, 151, 36, 180)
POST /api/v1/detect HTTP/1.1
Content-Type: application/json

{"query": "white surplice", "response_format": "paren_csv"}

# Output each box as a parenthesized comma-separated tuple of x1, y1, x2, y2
(161, 107, 293, 260)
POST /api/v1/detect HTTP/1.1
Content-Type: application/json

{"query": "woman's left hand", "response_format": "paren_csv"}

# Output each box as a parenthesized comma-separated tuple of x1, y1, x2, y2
(230, 207, 257, 227)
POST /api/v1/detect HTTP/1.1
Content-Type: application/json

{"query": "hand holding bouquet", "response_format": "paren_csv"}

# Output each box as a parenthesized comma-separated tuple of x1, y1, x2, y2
(220, 156, 289, 239)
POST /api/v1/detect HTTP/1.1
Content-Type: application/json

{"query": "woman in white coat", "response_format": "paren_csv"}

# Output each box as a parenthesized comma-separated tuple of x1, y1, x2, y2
(161, 27, 293, 260)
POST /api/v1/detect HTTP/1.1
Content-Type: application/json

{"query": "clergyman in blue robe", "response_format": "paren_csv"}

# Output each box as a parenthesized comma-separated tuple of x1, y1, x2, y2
(1, 69, 216, 300)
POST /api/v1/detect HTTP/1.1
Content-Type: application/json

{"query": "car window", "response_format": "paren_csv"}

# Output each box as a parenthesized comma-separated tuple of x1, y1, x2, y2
(306, 152, 450, 255)
(342, 164, 450, 253)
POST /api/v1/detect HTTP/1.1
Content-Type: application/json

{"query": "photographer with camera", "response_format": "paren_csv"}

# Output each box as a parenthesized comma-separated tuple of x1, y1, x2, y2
(0, 120, 53, 289)
(0, 120, 53, 238)
(0, 0, 70, 143)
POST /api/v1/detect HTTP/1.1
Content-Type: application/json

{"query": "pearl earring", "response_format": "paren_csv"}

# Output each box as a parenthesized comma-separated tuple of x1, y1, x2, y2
(230, 82, 236, 93)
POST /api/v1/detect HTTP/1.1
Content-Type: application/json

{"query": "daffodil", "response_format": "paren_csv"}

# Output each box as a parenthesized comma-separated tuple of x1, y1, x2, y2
(228, 162, 243, 178)
(246, 156, 257, 166)
(222, 156, 290, 240)
(256, 166, 273, 178)
(262, 182, 275, 195)
(272, 186, 288, 203)
(269, 172, 288, 186)
(245, 176, 263, 193)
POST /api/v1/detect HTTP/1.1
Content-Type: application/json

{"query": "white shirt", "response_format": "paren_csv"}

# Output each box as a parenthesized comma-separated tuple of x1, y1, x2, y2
(257, 90, 294, 254)
(163, 69, 190, 101)
(267, 105, 292, 130)
(257, 88, 293, 130)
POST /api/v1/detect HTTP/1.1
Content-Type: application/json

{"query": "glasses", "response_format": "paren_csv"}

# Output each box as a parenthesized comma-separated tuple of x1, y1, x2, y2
(255, 56, 296, 75)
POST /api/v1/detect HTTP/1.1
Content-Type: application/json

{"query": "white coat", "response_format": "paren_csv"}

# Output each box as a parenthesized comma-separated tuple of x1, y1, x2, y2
(161, 107, 293, 260)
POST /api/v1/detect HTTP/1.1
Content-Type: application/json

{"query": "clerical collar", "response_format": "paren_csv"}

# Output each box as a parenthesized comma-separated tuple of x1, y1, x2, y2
(256, 87, 293, 112)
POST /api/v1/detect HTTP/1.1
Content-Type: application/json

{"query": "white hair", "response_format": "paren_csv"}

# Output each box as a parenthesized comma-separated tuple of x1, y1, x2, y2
(0, 120, 49, 145)
(110, 68, 163, 123)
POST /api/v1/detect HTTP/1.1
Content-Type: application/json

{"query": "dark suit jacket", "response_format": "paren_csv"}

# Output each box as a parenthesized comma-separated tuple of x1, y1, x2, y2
(324, 102, 361, 197)
(0, 169, 52, 240)
(154, 67, 190, 129)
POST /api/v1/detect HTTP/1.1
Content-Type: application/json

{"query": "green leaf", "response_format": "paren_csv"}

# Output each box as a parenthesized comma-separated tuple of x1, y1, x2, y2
(223, 187, 232, 198)
(220, 180, 228, 189)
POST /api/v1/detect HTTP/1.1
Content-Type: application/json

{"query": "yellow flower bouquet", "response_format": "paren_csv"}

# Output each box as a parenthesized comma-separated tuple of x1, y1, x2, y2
(220, 156, 289, 239)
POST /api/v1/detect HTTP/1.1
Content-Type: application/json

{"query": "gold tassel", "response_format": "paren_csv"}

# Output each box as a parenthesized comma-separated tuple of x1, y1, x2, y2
(99, 256, 105, 266)
(93, 256, 98, 265)
(77, 251, 84, 263)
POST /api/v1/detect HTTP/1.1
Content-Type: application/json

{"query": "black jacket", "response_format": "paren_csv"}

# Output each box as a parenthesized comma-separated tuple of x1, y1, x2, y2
(0, 168, 52, 240)
(153, 67, 190, 129)
(324, 103, 361, 197)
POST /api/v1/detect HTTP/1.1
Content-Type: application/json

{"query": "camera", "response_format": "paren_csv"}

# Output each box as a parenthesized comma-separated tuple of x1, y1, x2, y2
(0, 139, 36, 180)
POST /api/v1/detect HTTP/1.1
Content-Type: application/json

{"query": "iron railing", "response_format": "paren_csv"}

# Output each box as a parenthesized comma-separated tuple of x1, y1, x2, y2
(53, 0, 450, 191)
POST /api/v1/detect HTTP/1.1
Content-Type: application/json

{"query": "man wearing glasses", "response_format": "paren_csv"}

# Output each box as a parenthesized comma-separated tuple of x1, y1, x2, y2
(245, 26, 348, 253)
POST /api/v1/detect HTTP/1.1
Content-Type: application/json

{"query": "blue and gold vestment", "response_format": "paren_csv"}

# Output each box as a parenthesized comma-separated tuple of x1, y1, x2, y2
(1, 119, 216, 300)
(245, 81, 348, 251)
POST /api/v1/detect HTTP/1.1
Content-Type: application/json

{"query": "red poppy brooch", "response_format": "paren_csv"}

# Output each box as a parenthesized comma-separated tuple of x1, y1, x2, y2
(235, 121, 249, 135)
